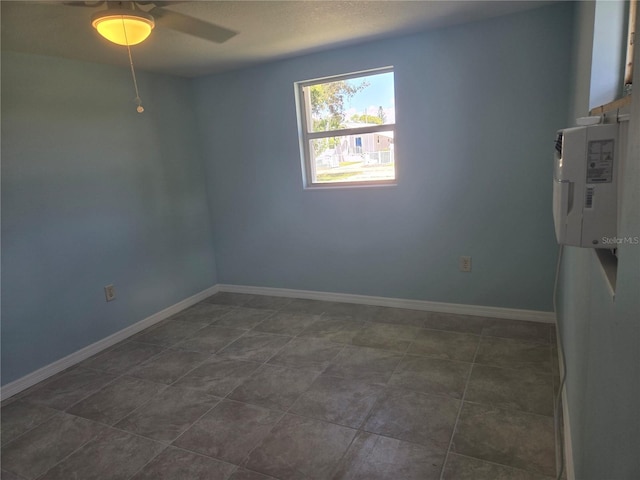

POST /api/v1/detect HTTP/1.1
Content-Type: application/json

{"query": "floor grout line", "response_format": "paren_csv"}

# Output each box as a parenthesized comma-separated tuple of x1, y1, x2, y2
(3, 295, 559, 480)
(196, 307, 333, 476)
(438, 335, 482, 480)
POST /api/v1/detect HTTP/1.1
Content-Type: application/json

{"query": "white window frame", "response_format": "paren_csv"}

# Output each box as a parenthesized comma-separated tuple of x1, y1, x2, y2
(295, 67, 396, 189)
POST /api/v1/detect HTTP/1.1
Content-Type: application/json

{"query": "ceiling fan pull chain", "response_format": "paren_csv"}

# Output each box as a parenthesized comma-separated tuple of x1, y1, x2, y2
(122, 16, 144, 113)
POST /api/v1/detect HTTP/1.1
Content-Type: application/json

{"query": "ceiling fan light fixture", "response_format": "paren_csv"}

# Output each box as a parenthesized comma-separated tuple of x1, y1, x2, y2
(91, 10, 154, 46)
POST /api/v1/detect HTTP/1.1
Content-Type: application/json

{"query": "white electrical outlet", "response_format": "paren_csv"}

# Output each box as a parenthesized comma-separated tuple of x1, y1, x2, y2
(104, 284, 116, 302)
(459, 256, 472, 272)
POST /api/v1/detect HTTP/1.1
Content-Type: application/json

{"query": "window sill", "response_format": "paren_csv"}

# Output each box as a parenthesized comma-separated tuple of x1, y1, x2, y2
(589, 94, 632, 116)
(304, 182, 397, 191)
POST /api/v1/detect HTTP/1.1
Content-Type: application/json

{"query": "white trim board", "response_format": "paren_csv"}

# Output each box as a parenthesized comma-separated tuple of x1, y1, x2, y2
(217, 284, 556, 323)
(0, 285, 219, 401)
(562, 391, 575, 480)
(561, 371, 576, 480)
(556, 332, 576, 480)
(1, 283, 554, 402)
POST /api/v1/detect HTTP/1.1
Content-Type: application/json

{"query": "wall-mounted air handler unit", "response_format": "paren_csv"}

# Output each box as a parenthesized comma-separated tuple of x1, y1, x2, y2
(553, 122, 619, 248)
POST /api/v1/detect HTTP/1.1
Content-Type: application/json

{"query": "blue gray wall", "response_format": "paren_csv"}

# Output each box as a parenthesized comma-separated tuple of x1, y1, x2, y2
(1, 52, 217, 385)
(193, 3, 574, 312)
(559, 1, 640, 478)
(1, 3, 579, 390)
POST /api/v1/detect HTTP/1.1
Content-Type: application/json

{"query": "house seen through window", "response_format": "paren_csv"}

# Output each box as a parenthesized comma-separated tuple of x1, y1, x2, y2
(296, 68, 396, 187)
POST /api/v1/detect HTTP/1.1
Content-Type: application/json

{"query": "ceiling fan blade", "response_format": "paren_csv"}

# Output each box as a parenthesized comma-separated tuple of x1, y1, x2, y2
(149, 6, 237, 44)
(31, 1, 105, 6)
(61, 1, 105, 6)
(136, 1, 186, 5)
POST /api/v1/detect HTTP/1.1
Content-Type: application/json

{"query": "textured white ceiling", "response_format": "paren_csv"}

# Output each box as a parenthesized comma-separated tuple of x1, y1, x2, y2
(1, 1, 553, 77)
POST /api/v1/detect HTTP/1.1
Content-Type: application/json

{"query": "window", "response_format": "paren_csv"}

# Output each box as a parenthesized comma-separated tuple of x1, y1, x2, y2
(623, 0, 636, 91)
(295, 67, 396, 188)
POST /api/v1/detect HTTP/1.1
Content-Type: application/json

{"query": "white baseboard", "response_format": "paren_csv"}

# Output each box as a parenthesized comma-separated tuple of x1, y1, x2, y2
(1, 283, 554, 402)
(556, 333, 575, 480)
(0, 285, 219, 401)
(562, 394, 575, 480)
(216, 284, 556, 323)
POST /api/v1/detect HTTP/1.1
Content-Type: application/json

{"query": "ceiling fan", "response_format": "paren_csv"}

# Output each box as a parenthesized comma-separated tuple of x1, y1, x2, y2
(60, 1, 237, 46)
(50, 1, 236, 112)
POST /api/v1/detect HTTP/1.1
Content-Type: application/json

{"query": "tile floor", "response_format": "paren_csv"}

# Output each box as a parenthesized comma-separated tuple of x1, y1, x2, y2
(1, 293, 561, 480)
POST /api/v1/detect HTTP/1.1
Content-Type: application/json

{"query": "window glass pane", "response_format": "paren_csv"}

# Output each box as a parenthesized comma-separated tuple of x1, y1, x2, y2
(305, 71, 395, 133)
(310, 131, 395, 184)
